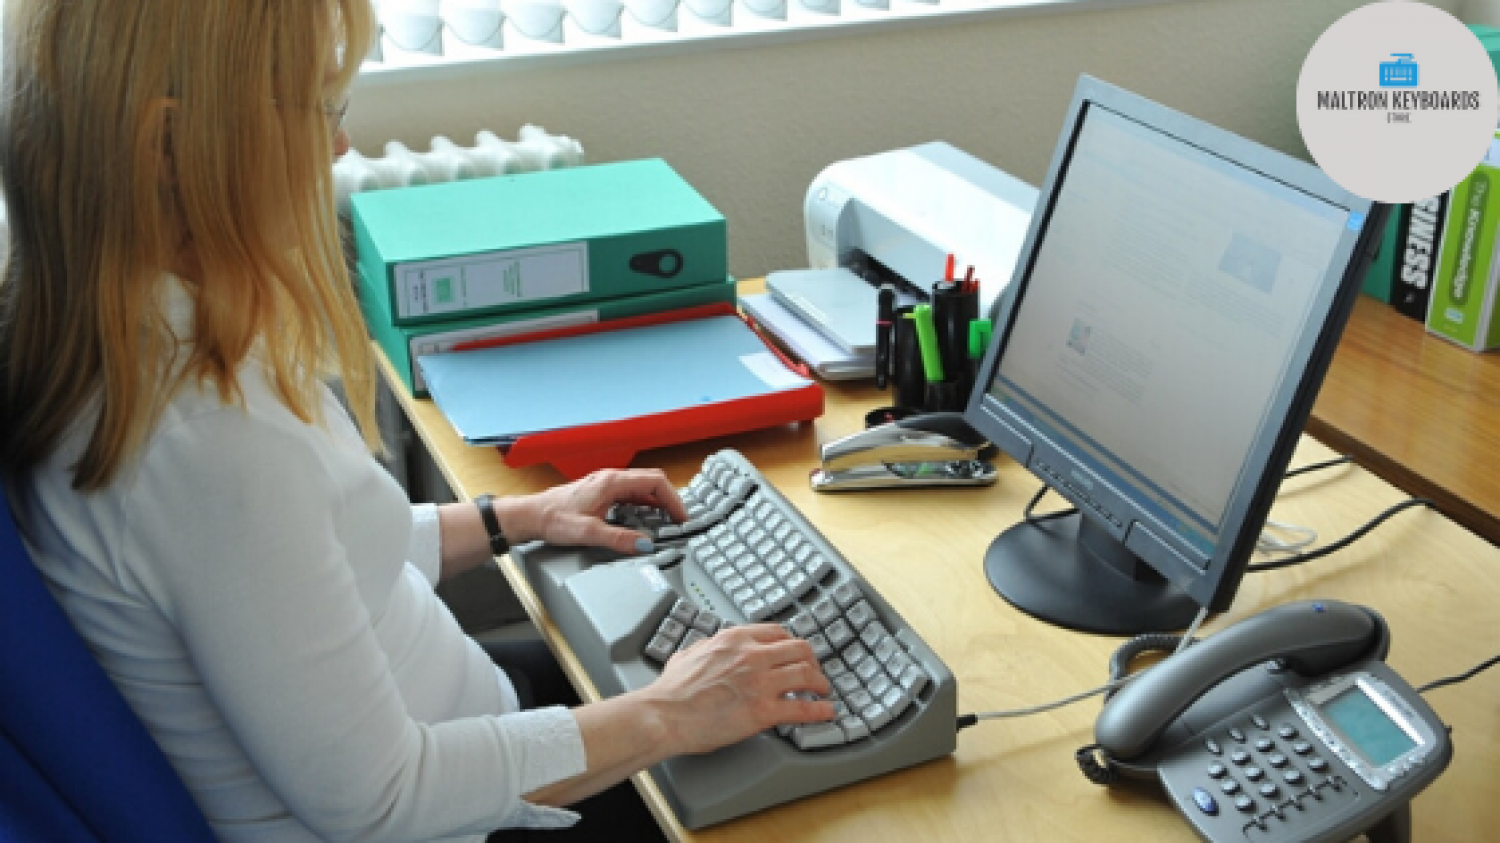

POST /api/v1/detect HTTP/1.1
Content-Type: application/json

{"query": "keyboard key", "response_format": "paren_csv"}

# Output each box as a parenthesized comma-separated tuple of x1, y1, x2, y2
(863, 702, 893, 731)
(854, 658, 882, 683)
(821, 657, 849, 678)
(783, 571, 813, 600)
(866, 674, 893, 699)
(825, 619, 856, 650)
(861, 621, 892, 648)
(846, 689, 874, 711)
(812, 597, 840, 627)
(807, 633, 833, 661)
(872, 635, 899, 665)
(669, 600, 696, 625)
(791, 722, 845, 750)
(788, 613, 819, 639)
(834, 672, 863, 696)
(882, 685, 914, 720)
(644, 633, 678, 663)
(839, 716, 871, 742)
(691, 611, 721, 635)
(846, 600, 877, 631)
(743, 597, 771, 621)
(659, 617, 688, 641)
(679, 629, 708, 651)
(842, 642, 870, 668)
(804, 553, 832, 581)
(898, 665, 929, 696)
(764, 586, 793, 614)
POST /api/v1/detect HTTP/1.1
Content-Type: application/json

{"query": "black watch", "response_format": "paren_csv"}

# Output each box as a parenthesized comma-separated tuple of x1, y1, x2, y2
(473, 494, 510, 556)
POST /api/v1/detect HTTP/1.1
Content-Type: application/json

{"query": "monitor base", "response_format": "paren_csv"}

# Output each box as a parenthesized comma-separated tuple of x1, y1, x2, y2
(984, 512, 1200, 635)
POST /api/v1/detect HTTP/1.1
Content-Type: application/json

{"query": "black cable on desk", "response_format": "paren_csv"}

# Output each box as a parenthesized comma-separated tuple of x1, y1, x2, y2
(1419, 652, 1500, 694)
(1248, 496, 1436, 573)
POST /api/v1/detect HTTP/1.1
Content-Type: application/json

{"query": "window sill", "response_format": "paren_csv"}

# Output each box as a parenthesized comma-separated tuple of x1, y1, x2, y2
(358, 0, 1184, 86)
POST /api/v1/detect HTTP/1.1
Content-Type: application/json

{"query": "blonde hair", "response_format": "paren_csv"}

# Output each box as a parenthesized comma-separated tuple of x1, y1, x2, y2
(0, 0, 379, 489)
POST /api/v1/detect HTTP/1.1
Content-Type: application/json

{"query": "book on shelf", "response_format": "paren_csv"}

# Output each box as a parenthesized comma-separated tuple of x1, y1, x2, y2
(1426, 132, 1500, 351)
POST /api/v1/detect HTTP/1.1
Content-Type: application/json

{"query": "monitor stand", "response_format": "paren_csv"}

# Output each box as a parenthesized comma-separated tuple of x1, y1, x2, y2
(984, 512, 1200, 635)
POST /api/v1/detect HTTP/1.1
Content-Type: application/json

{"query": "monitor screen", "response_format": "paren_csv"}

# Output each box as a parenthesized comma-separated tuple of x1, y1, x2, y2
(964, 76, 1384, 634)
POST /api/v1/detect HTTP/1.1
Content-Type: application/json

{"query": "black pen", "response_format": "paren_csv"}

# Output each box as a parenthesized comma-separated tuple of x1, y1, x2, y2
(875, 284, 896, 389)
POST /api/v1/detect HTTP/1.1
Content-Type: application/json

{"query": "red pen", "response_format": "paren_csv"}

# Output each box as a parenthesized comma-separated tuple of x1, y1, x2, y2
(963, 265, 974, 293)
(944, 253, 956, 282)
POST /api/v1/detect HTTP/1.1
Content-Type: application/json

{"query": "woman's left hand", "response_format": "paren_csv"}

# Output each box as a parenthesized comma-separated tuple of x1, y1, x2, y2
(502, 468, 689, 554)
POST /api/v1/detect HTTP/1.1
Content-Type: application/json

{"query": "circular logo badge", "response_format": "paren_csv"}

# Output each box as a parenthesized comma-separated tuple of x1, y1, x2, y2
(1297, 2, 1499, 203)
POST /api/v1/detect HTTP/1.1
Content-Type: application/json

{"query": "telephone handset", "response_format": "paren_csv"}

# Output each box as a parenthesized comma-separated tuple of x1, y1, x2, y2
(1091, 600, 1451, 843)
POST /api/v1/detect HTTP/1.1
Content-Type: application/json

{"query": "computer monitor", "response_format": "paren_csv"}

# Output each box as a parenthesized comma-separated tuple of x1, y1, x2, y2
(963, 76, 1386, 635)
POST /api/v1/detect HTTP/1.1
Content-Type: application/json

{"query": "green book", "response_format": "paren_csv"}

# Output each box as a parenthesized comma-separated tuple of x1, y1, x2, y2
(1427, 132, 1500, 351)
(363, 275, 739, 397)
(352, 159, 727, 326)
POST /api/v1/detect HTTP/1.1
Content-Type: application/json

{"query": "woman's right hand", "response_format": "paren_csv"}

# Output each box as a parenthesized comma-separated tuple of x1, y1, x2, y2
(644, 624, 835, 756)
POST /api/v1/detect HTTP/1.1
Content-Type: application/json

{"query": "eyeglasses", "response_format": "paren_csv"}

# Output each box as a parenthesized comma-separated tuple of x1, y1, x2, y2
(323, 95, 350, 133)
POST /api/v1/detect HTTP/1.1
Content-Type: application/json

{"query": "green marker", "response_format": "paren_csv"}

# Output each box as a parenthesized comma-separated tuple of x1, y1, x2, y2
(910, 304, 946, 383)
(968, 318, 993, 360)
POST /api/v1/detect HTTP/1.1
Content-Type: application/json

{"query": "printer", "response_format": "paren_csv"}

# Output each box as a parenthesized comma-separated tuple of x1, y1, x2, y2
(802, 141, 1039, 315)
(743, 142, 1037, 380)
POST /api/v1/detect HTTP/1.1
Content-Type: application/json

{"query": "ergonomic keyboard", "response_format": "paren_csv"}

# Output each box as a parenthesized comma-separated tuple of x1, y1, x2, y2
(511, 448, 958, 829)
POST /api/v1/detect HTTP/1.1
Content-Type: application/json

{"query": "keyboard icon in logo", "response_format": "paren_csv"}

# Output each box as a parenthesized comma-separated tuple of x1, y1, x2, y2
(1380, 53, 1418, 88)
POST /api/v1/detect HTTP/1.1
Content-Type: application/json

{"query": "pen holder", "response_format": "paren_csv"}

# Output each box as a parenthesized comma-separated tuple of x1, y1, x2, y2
(922, 379, 965, 413)
(890, 304, 927, 412)
(931, 281, 980, 405)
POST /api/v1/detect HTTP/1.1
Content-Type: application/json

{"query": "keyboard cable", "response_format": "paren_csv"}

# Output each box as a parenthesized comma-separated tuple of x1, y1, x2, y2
(955, 606, 1208, 733)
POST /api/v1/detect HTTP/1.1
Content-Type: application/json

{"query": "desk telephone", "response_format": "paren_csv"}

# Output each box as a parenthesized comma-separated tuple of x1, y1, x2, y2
(1087, 601, 1451, 843)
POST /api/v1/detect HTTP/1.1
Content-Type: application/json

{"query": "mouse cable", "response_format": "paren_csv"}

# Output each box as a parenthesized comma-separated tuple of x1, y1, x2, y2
(1023, 455, 1356, 530)
(955, 606, 1209, 732)
(1248, 496, 1437, 573)
(1418, 652, 1500, 694)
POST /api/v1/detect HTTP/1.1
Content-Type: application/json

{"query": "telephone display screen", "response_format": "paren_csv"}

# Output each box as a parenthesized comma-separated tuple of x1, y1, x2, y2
(1319, 685, 1417, 766)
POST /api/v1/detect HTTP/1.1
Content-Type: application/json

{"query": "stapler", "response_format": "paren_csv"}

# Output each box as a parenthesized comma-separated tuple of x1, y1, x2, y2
(811, 412, 998, 491)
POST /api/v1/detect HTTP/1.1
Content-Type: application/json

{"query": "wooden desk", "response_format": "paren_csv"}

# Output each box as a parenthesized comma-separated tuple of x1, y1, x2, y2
(1310, 295, 1500, 544)
(376, 343, 1500, 842)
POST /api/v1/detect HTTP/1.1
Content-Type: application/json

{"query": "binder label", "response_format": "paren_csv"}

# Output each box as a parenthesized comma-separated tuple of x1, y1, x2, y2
(396, 241, 590, 320)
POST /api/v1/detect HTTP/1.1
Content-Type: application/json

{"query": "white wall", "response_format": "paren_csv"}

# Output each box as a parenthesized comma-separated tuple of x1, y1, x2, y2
(346, 0, 1466, 278)
(1465, 0, 1500, 25)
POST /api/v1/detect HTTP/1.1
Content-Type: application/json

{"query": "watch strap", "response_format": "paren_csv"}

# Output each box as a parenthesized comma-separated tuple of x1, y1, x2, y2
(474, 494, 510, 556)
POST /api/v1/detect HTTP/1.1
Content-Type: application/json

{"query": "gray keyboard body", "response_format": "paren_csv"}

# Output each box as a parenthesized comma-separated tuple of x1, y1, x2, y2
(512, 449, 958, 830)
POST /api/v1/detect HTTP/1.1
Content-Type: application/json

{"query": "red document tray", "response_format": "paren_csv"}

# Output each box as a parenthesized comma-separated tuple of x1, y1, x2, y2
(451, 303, 824, 478)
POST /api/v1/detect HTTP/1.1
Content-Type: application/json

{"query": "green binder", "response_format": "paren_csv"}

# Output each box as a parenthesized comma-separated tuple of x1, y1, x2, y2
(352, 159, 727, 326)
(363, 275, 738, 397)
